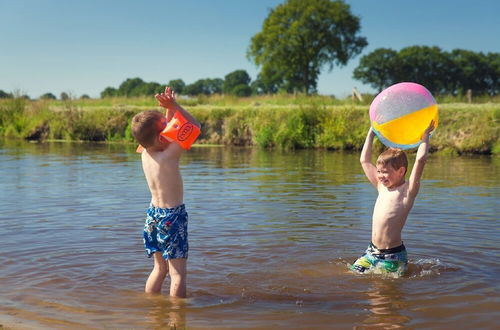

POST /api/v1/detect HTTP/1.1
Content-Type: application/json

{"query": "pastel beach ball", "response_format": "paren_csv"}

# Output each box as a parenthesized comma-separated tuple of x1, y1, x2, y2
(369, 82, 439, 149)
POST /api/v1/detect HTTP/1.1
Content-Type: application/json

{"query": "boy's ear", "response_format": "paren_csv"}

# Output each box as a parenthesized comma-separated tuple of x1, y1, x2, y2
(398, 166, 407, 176)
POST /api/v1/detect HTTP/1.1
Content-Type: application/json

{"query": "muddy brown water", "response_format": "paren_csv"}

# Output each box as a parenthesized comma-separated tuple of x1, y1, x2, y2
(0, 141, 498, 329)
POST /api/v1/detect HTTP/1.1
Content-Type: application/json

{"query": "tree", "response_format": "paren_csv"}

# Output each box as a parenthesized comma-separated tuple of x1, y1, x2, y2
(448, 49, 499, 96)
(0, 90, 13, 98)
(60, 92, 70, 100)
(395, 46, 451, 94)
(247, 0, 367, 94)
(223, 70, 251, 95)
(232, 85, 253, 97)
(353, 47, 499, 95)
(168, 79, 186, 95)
(485, 52, 499, 95)
(184, 78, 223, 96)
(353, 48, 399, 92)
(40, 93, 57, 100)
(101, 87, 117, 98)
(207, 78, 223, 94)
(117, 77, 145, 96)
(133, 82, 162, 96)
(251, 71, 280, 95)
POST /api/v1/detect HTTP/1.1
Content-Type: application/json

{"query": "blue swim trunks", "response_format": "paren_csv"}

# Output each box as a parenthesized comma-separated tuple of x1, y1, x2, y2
(143, 204, 189, 259)
(351, 242, 408, 275)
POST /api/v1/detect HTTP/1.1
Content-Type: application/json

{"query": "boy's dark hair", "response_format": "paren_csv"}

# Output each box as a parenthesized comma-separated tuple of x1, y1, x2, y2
(377, 148, 408, 174)
(131, 110, 164, 148)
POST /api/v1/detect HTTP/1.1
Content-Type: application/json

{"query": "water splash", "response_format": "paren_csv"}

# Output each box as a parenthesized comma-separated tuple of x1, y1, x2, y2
(407, 258, 458, 278)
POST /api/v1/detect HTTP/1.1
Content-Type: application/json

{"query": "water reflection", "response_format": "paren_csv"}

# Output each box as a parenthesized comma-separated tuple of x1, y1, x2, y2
(145, 295, 187, 329)
(355, 279, 410, 329)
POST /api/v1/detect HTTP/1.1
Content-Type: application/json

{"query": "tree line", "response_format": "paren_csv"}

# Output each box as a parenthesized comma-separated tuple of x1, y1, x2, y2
(353, 46, 499, 95)
(99, 44, 498, 98)
(99, 69, 253, 98)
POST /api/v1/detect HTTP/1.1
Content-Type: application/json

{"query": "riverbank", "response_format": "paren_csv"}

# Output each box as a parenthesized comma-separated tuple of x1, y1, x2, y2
(1, 96, 498, 154)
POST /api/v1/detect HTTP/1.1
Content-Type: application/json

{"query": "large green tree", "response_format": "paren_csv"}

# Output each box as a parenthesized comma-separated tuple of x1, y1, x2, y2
(247, 0, 367, 94)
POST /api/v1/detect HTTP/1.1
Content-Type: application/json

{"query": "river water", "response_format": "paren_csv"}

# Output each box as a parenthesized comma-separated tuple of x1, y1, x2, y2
(0, 140, 499, 329)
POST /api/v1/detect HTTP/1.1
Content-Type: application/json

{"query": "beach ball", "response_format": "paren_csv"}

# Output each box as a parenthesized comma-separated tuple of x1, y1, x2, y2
(369, 82, 438, 149)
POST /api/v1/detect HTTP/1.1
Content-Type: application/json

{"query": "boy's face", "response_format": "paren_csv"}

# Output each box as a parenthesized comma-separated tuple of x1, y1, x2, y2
(376, 163, 405, 188)
(157, 116, 168, 130)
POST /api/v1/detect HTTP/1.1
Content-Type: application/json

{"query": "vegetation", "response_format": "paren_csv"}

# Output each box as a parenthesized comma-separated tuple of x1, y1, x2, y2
(354, 47, 499, 95)
(0, 95, 498, 155)
(247, 0, 367, 94)
(223, 70, 252, 97)
(183, 78, 224, 96)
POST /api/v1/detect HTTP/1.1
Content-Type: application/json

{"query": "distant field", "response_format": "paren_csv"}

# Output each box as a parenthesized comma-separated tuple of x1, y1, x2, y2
(1, 95, 499, 154)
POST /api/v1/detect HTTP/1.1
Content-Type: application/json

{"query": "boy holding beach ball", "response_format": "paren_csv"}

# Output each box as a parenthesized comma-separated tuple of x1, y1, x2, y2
(351, 120, 435, 276)
(131, 87, 200, 297)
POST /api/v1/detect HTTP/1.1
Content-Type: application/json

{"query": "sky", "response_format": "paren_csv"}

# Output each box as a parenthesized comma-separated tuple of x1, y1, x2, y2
(1, 0, 499, 99)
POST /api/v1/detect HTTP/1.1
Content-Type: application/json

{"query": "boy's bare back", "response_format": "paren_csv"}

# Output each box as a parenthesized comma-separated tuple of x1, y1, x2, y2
(139, 87, 201, 209)
(141, 143, 184, 209)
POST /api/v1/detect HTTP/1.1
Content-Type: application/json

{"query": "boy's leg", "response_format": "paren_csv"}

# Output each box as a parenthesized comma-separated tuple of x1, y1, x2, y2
(145, 252, 168, 294)
(168, 258, 187, 298)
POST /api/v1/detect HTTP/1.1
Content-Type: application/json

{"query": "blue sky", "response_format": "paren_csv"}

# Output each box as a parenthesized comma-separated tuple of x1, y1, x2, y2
(1, 0, 499, 99)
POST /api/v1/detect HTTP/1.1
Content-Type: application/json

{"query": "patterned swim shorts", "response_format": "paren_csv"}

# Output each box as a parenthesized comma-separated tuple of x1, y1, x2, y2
(351, 242, 408, 275)
(143, 203, 188, 259)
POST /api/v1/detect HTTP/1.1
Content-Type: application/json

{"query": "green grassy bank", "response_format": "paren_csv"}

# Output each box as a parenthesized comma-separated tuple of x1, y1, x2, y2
(1, 96, 499, 154)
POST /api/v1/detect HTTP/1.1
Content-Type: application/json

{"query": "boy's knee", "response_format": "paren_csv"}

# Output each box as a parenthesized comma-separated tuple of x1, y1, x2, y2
(168, 259, 187, 277)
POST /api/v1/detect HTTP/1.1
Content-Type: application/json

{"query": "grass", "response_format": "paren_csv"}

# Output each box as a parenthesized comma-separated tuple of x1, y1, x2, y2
(0, 95, 499, 154)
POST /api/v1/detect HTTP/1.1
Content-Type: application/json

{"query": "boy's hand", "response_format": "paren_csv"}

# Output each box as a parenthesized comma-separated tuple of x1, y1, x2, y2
(421, 120, 435, 141)
(155, 87, 177, 109)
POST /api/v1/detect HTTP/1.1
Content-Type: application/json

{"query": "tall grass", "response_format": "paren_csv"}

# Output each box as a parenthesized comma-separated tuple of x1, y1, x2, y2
(0, 96, 498, 154)
(0, 98, 137, 142)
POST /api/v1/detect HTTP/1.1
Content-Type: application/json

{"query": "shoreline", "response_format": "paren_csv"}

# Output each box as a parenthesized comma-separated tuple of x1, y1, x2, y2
(1, 98, 498, 155)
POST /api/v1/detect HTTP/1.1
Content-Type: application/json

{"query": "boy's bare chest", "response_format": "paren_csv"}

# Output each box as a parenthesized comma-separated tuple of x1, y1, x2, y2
(375, 186, 410, 214)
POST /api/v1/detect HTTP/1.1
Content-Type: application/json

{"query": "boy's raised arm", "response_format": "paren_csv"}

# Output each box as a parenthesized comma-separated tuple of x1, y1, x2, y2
(360, 128, 379, 188)
(155, 87, 201, 128)
(408, 120, 435, 197)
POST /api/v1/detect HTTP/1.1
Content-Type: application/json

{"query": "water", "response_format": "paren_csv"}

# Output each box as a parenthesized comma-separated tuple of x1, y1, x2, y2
(0, 140, 499, 329)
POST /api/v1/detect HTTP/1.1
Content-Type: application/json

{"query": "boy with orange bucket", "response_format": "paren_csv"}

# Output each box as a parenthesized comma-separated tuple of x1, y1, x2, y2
(131, 87, 200, 297)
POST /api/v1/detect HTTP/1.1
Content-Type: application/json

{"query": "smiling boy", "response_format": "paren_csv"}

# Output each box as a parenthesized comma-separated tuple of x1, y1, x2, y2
(352, 121, 435, 275)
